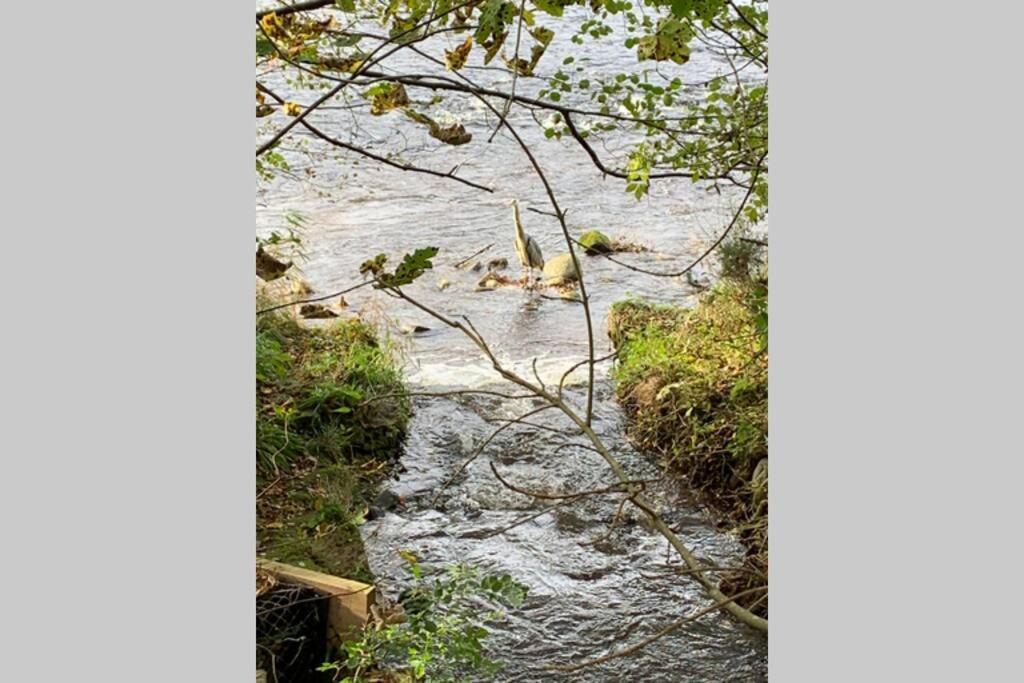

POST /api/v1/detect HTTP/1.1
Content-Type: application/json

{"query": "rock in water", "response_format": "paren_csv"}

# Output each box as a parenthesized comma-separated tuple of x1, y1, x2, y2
(578, 230, 613, 255)
(300, 304, 337, 319)
(487, 257, 508, 271)
(256, 245, 292, 281)
(542, 253, 581, 286)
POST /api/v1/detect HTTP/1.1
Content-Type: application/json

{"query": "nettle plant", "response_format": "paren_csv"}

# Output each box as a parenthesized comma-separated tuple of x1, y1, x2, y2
(256, 0, 767, 221)
(320, 553, 529, 682)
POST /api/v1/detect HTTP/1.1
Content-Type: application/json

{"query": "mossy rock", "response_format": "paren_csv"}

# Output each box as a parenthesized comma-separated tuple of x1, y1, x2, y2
(542, 252, 581, 286)
(579, 230, 613, 255)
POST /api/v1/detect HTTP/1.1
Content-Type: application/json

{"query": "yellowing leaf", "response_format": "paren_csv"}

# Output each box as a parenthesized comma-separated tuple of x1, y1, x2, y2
(482, 31, 507, 65)
(502, 54, 533, 76)
(398, 549, 419, 566)
(429, 121, 472, 146)
(319, 55, 364, 73)
(283, 101, 302, 116)
(368, 83, 409, 115)
(636, 18, 692, 65)
(260, 13, 284, 39)
(444, 36, 474, 71)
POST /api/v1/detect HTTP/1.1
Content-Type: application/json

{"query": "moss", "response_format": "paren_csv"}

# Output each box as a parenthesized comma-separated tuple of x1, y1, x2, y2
(256, 301, 409, 580)
(578, 229, 613, 255)
(609, 279, 768, 615)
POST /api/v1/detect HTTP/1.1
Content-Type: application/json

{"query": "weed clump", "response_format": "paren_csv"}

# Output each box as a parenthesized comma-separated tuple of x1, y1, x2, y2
(609, 279, 767, 615)
(256, 298, 409, 579)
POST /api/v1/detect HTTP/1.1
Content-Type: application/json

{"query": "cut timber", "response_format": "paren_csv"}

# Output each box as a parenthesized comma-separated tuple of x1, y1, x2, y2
(258, 559, 375, 644)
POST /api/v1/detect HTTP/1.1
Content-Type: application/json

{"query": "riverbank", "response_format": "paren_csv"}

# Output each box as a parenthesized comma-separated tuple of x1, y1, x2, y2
(256, 292, 409, 582)
(608, 275, 768, 616)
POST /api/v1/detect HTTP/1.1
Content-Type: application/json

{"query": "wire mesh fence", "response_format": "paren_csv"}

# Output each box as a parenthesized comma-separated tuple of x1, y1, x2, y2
(257, 582, 330, 683)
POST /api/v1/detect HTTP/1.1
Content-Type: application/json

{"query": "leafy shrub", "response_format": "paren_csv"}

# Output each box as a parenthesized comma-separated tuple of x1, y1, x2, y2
(321, 556, 528, 682)
(256, 308, 409, 471)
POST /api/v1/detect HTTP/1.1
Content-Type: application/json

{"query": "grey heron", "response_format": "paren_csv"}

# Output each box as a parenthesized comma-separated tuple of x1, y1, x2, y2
(510, 199, 544, 287)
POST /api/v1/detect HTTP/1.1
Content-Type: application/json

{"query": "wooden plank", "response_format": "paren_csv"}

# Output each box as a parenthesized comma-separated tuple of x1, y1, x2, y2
(258, 559, 375, 644)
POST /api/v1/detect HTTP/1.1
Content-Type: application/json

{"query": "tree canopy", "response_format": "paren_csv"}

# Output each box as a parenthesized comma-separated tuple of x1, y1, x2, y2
(256, 0, 767, 231)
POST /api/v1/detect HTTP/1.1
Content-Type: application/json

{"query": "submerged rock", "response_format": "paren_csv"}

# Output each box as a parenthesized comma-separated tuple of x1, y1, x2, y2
(542, 253, 581, 286)
(578, 230, 613, 255)
(367, 489, 406, 520)
(487, 257, 509, 271)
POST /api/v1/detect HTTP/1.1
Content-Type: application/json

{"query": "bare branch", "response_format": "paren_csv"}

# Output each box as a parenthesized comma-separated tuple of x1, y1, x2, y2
(257, 279, 374, 315)
(257, 81, 493, 192)
(256, 0, 334, 21)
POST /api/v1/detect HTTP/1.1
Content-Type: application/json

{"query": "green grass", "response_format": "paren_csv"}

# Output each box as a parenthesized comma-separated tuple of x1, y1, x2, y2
(256, 300, 409, 579)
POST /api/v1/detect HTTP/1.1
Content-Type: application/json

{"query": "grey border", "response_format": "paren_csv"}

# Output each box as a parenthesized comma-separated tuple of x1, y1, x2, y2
(3, 1, 252, 681)
(773, 0, 1022, 680)
(4, 1, 1023, 680)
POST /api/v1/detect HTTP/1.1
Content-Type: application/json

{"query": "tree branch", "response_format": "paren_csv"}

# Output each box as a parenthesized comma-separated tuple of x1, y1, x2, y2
(257, 81, 493, 192)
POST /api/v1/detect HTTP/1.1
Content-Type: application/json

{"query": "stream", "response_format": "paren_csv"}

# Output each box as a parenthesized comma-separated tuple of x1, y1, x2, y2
(257, 4, 768, 679)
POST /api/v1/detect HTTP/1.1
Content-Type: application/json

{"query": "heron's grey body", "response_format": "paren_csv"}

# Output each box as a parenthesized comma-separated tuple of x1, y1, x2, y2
(510, 200, 544, 286)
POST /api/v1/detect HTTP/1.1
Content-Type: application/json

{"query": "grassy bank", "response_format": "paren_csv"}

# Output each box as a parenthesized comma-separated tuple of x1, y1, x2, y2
(609, 277, 768, 615)
(256, 297, 409, 582)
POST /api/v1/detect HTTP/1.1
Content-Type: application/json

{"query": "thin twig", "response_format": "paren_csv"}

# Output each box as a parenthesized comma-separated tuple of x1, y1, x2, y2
(257, 279, 374, 315)
(453, 243, 494, 268)
(258, 81, 493, 192)
(487, 0, 527, 143)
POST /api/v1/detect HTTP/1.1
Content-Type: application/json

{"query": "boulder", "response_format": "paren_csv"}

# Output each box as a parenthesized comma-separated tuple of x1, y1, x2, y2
(578, 230, 612, 255)
(542, 252, 581, 286)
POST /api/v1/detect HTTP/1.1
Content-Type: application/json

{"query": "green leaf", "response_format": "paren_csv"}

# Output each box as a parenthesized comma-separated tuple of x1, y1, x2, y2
(533, 0, 567, 17)
(256, 35, 275, 57)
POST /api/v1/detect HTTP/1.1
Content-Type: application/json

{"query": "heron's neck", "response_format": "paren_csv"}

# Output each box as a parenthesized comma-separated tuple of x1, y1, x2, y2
(512, 205, 525, 239)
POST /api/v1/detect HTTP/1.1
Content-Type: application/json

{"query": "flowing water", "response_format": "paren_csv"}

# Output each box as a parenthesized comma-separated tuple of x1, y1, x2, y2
(257, 5, 767, 679)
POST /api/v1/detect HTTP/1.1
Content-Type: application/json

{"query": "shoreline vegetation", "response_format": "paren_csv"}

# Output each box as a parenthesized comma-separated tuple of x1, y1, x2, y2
(256, 288, 409, 582)
(608, 246, 768, 615)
